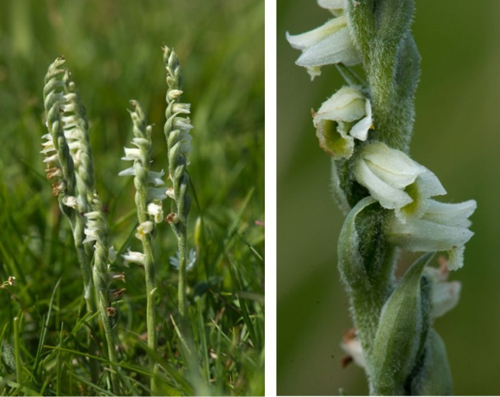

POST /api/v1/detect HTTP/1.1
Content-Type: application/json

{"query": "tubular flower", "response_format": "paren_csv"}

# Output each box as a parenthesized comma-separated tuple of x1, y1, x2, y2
(314, 86, 372, 160)
(286, 4, 361, 80)
(136, 221, 154, 241)
(385, 199, 476, 271)
(147, 202, 164, 224)
(354, 142, 446, 222)
(122, 250, 145, 266)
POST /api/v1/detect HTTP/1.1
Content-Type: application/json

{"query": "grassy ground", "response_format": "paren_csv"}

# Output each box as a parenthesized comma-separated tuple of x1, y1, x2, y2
(0, 1, 264, 395)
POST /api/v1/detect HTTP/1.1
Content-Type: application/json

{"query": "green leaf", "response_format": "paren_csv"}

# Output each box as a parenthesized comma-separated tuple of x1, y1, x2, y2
(369, 252, 434, 395)
(410, 328, 453, 395)
(337, 196, 377, 291)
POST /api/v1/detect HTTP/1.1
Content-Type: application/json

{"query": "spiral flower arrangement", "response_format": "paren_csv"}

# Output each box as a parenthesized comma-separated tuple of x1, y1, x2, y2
(163, 45, 193, 318)
(288, 0, 476, 394)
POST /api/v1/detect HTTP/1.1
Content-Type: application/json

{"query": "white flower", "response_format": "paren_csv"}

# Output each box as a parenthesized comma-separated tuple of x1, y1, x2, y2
(136, 221, 154, 240)
(43, 153, 59, 165)
(82, 211, 104, 244)
(166, 187, 175, 199)
(121, 250, 145, 266)
(314, 86, 372, 160)
(62, 195, 79, 209)
(424, 258, 461, 318)
(172, 103, 191, 114)
(286, 14, 361, 80)
(121, 147, 141, 161)
(173, 117, 194, 131)
(385, 199, 476, 270)
(118, 167, 165, 186)
(354, 142, 446, 222)
(147, 187, 168, 201)
(108, 246, 117, 263)
(168, 89, 183, 101)
(148, 170, 165, 186)
(169, 249, 197, 271)
(147, 202, 164, 223)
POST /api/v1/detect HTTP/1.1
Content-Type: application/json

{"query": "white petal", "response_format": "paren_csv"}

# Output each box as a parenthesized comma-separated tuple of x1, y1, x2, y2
(147, 202, 164, 223)
(118, 167, 136, 177)
(354, 159, 413, 209)
(416, 168, 447, 198)
(122, 250, 145, 265)
(286, 16, 347, 50)
(423, 200, 477, 228)
(318, 0, 346, 10)
(447, 246, 465, 271)
(349, 100, 372, 141)
(148, 170, 165, 186)
(108, 246, 117, 263)
(147, 187, 167, 201)
(385, 214, 474, 253)
(360, 143, 421, 189)
(122, 147, 141, 161)
(62, 196, 78, 208)
(296, 26, 361, 68)
(314, 87, 366, 124)
(430, 280, 461, 318)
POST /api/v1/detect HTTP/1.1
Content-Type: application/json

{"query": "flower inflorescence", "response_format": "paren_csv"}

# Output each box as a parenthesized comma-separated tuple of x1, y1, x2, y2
(288, 0, 476, 394)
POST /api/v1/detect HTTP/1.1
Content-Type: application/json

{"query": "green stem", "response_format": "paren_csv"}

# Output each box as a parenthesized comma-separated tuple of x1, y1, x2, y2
(13, 317, 21, 387)
(94, 284, 119, 394)
(178, 229, 187, 317)
(72, 216, 95, 313)
(142, 235, 158, 393)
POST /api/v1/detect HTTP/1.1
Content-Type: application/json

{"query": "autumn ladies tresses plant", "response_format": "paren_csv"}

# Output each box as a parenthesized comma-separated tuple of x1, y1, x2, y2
(43, 57, 120, 392)
(288, 0, 476, 395)
(163, 45, 193, 318)
(119, 100, 164, 392)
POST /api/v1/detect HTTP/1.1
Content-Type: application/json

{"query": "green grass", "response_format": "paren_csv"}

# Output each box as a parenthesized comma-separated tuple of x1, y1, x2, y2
(0, 1, 264, 395)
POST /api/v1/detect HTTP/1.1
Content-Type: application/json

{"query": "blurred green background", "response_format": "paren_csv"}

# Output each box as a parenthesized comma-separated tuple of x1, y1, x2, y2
(0, 0, 264, 394)
(278, 0, 500, 395)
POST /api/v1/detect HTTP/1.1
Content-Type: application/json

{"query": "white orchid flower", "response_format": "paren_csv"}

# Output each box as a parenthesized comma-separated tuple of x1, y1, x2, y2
(122, 250, 145, 266)
(385, 199, 477, 270)
(147, 202, 164, 224)
(286, 14, 361, 80)
(314, 86, 373, 160)
(354, 142, 446, 222)
(135, 221, 154, 241)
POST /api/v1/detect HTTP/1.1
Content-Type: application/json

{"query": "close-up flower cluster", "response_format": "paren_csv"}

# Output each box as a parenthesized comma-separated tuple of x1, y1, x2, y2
(285, 0, 477, 394)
